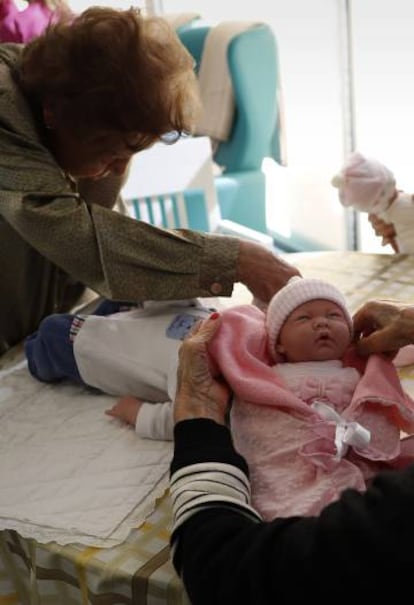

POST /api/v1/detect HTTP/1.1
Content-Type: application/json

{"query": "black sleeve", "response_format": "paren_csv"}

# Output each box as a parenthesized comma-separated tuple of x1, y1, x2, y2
(170, 419, 414, 605)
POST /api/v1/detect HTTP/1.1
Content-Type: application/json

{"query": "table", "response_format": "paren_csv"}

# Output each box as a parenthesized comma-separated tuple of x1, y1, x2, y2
(2, 251, 414, 605)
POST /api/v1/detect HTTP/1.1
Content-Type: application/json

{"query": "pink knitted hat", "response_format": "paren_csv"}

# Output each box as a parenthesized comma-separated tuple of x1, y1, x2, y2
(331, 151, 396, 214)
(266, 277, 353, 361)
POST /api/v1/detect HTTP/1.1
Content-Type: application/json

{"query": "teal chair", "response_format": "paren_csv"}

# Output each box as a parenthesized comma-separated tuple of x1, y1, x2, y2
(122, 136, 274, 249)
(178, 21, 282, 235)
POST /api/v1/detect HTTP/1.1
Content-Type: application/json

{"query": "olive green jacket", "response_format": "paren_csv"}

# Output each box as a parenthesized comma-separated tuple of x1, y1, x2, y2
(0, 45, 239, 353)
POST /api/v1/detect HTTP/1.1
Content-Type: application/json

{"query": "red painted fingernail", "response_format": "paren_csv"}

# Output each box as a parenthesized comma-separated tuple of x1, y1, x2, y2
(210, 312, 220, 320)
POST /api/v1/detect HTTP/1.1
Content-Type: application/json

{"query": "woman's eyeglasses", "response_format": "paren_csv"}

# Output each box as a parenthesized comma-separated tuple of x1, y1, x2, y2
(159, 130, 190, 145)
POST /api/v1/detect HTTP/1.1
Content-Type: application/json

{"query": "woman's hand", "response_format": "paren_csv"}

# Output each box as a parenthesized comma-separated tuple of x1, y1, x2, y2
(174, 313, 231, 425)
(236, 241, 301, 303)
(368, 213, 399, 252)
(353, 299, 414, 356)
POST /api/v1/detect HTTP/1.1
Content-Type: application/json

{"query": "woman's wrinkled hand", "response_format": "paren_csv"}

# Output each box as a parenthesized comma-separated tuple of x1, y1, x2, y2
(236, 241, 301, 303)
(353, 299, 414, 356)
(174, 313, 231, 425)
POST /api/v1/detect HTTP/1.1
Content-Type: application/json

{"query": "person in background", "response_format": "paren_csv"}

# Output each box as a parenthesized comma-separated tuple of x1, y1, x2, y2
(208, 277, 414, 521)
(0, 6, 299, 356)
(169, 300, 414, 604)
(0, 0, 72, 43)
(332, 151, 414, 253)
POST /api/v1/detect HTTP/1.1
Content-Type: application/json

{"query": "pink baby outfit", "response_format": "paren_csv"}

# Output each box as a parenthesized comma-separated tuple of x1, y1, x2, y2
(208, 305, 414, 520)
(0, 0, 62, 43)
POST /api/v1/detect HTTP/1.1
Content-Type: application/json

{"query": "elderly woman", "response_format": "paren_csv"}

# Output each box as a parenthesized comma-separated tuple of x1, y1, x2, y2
(0, 6, 299, 355)
(169, 300, 414, 604)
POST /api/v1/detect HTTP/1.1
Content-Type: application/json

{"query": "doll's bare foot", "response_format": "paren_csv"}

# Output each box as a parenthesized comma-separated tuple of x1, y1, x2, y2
(105, 396, 142, 427)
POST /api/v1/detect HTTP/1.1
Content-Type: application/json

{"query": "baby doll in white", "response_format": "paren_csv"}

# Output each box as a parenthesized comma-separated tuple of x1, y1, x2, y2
(332, 151, 414, 253)
(25, 299, 216, 440)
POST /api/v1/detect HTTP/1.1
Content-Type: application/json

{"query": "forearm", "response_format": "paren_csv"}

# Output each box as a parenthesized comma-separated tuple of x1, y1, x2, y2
(171, 419, 414, 604)
(1, 192, 239, 300)
(92, 215, 239, 300)
(170, 420, 258, 532)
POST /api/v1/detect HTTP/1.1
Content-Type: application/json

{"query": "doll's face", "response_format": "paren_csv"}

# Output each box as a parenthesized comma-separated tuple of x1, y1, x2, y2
(277, 299, 351, 362)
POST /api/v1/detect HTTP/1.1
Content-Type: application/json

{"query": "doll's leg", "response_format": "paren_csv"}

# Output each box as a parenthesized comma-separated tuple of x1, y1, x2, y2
(92, 299, 139, 316)
(25, 313, 84, 384)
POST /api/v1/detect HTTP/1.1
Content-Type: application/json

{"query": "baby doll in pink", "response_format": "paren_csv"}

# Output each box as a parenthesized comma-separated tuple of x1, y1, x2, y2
(207, 277, 414, 520)
(331, 151, 414, 253)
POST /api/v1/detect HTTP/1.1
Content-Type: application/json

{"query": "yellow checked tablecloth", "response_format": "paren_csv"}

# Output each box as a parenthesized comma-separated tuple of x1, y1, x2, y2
(2, 251, 414, 605)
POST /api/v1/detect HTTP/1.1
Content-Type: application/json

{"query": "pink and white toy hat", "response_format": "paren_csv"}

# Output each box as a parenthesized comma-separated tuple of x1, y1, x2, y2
(331, 151, 396, 214)
(266, 276, 353, 361)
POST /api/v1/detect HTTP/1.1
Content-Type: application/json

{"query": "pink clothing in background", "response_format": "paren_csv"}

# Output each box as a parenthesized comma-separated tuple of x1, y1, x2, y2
(0, 0, 59, 43)
(208, 305, 414, 520)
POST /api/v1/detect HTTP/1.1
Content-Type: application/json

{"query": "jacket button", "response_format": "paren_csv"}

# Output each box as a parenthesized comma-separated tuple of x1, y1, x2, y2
(210, 282, 222, 295)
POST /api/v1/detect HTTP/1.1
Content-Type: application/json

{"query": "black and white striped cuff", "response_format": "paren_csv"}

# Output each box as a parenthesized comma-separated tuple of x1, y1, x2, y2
(170, 461, 261, 533)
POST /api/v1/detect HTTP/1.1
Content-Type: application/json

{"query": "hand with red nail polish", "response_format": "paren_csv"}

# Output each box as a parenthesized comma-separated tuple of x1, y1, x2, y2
(174, 313, 231, 425)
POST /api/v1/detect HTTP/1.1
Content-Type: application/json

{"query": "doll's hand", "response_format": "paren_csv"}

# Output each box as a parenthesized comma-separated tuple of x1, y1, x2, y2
(368, 213, 399, 252)
(105, 396, 143, 427)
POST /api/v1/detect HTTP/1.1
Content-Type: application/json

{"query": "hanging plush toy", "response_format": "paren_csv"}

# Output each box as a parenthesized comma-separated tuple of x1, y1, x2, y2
(332, 151, 414, 253)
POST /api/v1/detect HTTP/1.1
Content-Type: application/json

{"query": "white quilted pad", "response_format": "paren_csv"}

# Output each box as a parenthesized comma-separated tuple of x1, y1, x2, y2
(0, 361, 172, 547)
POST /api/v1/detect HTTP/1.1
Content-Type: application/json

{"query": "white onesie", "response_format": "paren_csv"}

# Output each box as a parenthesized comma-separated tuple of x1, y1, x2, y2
(73, 299, 215, 440)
